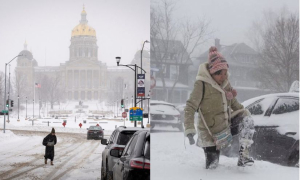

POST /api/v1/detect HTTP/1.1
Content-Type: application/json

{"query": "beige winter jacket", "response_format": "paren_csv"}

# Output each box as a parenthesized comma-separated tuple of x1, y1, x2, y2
(184, 63, 244, 147)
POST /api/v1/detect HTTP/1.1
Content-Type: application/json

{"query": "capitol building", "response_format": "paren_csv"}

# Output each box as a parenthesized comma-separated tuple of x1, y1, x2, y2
(14, 7, 149, 106)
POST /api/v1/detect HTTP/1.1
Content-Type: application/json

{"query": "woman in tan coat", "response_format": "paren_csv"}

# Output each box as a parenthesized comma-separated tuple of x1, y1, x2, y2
(184, 46, 254, 169)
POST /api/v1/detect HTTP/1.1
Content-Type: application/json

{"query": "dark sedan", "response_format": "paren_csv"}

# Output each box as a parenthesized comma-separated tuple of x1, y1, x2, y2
(112, 130, 150, 180)
(87, 126, 104, 140)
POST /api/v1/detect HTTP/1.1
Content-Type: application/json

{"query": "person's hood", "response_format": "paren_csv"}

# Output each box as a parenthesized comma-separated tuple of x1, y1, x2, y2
(195, 63, 229, 88)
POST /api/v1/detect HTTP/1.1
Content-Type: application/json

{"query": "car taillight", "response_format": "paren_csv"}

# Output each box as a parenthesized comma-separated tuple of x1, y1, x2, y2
(144, 162, 150, 170)
(130, 160, 150, 170)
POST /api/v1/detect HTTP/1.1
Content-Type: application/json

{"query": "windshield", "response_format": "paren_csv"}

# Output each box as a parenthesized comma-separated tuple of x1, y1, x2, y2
(89, 126, 102, 130)
(117, 131, 136, 145)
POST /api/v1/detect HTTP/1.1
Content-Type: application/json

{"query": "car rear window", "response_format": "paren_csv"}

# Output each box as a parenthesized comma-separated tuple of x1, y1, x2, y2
(89, 126, 102, 130)
(117, 131, 136, 145)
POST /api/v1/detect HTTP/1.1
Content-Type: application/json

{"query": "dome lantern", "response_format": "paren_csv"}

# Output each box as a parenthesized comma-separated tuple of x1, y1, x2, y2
(71, 6, 96, 37)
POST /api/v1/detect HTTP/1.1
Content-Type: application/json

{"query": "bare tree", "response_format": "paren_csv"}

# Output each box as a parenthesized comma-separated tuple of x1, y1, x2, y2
(248, 9, 299, 92)
(37, 73, 63, 109)
(151, 0, 212, 100)
(0, 72, 4, 107)
(14, 71, 31, 103)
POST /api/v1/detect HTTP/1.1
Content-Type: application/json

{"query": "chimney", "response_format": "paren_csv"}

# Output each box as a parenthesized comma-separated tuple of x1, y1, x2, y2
(215, 38, 221, 51)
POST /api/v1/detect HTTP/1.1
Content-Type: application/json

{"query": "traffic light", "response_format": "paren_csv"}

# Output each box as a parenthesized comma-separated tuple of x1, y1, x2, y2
(6, 99, 8, 107)
(11, 100, 14, 107)
(121, 99, 124, 108)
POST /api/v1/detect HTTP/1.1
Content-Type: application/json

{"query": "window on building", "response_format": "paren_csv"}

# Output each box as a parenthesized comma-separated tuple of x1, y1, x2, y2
(81, 91, 85, 100)
(87, 91, 91, 100)
(170, 65, 179, 80)
(81, 70, 86, 88)
(181, 90, 188, 103)
(74, 71, 79, 88)
(74, 91, 78, 100)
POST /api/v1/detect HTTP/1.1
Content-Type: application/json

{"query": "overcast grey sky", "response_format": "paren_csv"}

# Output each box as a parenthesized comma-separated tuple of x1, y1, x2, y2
(172, 0, 299, 55)
(0, 0, 150, 73)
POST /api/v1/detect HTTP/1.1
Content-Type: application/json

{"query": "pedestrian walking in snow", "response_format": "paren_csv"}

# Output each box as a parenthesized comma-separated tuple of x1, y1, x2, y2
(184, 46, 255, 169)
(43, 128, 57, 165)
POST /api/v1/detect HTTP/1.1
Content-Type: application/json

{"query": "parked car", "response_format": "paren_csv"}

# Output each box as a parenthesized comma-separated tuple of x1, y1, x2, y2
(223, 92, 299, 166)
(87, 125, 104, 140)
(112, 130, 150, 180)
(150, 100, 183, 131)
(101, 126, 143, 180)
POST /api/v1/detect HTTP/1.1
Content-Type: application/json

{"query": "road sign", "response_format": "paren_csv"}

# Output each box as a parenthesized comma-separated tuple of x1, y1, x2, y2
(137, 74, 145, 97)
(129, 107, 143, 121)
(122, 112, 127, 118)
(1, 110, 8, 113)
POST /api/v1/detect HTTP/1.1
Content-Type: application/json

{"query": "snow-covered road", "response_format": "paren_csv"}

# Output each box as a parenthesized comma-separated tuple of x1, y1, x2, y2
(0, 130, 105, 180)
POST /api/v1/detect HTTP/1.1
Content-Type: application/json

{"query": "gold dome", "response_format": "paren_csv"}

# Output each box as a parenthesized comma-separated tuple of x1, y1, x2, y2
(71, 6, 96, 37)
(71, 24, 96, 37)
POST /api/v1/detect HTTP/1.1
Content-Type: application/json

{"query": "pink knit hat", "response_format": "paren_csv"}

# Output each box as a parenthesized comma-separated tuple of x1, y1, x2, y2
(208, 46, 229, 74)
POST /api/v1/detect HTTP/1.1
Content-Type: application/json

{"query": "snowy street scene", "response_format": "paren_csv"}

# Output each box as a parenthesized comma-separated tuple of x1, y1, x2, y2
(0, 102, 150, 180)
(0, 0, 299, 179)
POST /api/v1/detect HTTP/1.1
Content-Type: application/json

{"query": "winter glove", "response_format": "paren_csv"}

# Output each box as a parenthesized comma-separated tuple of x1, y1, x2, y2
(232, 89, 237, 97)
(187, 134, 195, 145)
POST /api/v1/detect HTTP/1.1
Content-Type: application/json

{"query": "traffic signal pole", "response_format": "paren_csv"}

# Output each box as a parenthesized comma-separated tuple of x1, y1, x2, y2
(3, 63, 7, 133)
(3, 54, 22, 133)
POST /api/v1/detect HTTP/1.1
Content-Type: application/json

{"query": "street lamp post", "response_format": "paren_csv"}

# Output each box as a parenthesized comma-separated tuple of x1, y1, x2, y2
(147, 93, 150, 125)
(18, 95, 19, 120)
(32, 99, 34, 126)
(140, 40, 149, 128)
(26, 97, 27, 119)
(116, 57, 146, 127)
(3, 54, 23, 133)
(39, 99, 41, 118)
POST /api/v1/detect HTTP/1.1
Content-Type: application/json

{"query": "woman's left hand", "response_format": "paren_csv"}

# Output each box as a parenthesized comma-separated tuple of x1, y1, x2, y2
(232, 89, 237, 97)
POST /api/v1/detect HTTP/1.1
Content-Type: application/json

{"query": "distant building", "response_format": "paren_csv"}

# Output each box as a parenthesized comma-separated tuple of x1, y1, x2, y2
(15, 7, 149, 107)
(150, 38, 192, 104)
(190, 39, 270, 102)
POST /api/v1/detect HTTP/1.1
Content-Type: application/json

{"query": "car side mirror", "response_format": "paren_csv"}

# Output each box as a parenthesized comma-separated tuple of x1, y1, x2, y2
(120, 156, 126, 162)
(101, 139, 108, 145)
(86, 128, 89, 130)
(110, 149, 122, 158)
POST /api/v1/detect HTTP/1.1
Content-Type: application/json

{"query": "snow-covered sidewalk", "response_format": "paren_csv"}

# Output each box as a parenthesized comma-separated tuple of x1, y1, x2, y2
(151, 132, 299, 180)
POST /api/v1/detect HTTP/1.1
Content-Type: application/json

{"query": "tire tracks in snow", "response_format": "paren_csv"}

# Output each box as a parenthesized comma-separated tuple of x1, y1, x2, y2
(50, 141, 101, 180)
(1, 141, 85, 180)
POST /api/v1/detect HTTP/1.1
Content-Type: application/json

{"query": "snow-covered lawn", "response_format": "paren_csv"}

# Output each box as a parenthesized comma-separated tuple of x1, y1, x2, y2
(151, 131, 299, 180)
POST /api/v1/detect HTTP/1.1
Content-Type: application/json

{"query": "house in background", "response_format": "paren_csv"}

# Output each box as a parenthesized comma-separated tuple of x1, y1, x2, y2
(150, 38, 193, 104)
(190, 39, 271, 102)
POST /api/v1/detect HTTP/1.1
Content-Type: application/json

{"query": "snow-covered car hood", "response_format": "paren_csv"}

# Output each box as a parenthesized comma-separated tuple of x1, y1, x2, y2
(150, 103, 180, 116)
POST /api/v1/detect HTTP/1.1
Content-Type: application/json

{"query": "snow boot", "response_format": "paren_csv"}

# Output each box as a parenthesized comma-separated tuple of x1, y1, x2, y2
(51, 161, 54, 166)
(45, 159, 47, 164)
(237, 145, 254, 167)
(204, 146, 220, 169)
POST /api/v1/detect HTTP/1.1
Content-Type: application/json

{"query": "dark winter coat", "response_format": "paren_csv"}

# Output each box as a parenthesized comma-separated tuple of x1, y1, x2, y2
(42, 133, 57, 161)
(184, 63, 246, 147)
